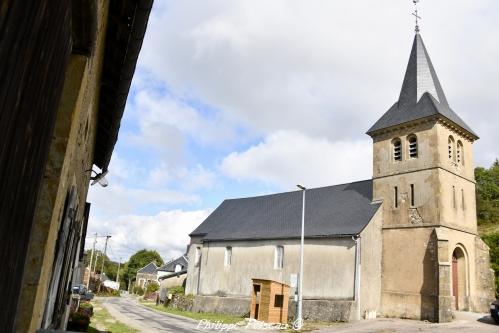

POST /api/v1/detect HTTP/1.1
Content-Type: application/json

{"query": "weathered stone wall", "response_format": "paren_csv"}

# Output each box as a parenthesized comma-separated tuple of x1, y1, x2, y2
(288, 299, 354, 322)
(168, 294, 194, 312)
(473, 236, 496, 311)
(15, 1, 111, 331)
(192, 295, 250, 316)
(359, 206, 383, 318)
(380, 227, 439, 321)
(371, 118, 493, 322)
(160, 274, 186, 289)
(188, 238, 357, 299)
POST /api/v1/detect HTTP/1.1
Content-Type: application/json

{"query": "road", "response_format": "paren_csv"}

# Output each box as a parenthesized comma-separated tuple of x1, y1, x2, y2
(99, 296, 498, 333)
(98, 295, 265, 333)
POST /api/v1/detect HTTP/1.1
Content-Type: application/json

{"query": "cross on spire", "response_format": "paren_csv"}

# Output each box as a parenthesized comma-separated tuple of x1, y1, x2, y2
(412, 0, 421, 33)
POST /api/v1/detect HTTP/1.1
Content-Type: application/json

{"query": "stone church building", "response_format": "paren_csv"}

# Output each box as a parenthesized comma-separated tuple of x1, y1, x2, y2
(185, 32, 495, 322)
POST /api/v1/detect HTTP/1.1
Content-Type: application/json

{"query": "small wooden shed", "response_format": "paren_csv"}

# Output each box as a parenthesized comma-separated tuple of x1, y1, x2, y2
(250, 278, 290, 323)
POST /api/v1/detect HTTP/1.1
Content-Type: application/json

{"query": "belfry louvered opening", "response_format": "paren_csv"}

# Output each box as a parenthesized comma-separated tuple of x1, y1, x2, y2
(393, 138, 402, 161)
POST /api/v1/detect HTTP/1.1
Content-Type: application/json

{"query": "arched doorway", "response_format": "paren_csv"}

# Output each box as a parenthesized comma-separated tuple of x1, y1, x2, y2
(452, 246, 468, 310)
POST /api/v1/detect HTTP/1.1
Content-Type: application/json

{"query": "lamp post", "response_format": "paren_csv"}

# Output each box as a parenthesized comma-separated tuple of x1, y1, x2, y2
(296, 184, 306, 328)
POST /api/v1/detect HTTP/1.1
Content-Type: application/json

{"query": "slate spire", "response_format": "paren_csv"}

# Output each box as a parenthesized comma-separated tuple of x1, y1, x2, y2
(367, 33, 477, 139)
(398, 33, 449, 109)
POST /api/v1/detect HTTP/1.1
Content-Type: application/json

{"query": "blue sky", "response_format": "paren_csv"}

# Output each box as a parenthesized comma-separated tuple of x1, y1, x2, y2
(86, 0, 499, 263)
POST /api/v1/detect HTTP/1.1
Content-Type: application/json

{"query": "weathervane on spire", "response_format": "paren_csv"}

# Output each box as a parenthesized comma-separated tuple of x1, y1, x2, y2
(412, 0, 421, 33)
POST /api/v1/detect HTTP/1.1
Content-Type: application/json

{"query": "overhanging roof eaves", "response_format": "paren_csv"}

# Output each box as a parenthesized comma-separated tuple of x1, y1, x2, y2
(93, 0, 153, 170)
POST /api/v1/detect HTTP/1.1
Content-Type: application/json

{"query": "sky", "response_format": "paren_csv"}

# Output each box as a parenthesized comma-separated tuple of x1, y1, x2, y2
(86, 0, 499, 263)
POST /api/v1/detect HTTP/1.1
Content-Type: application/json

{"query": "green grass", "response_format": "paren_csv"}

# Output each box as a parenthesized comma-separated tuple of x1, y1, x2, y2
(88, 301, 138, 333)
(140, 301, 244, 324)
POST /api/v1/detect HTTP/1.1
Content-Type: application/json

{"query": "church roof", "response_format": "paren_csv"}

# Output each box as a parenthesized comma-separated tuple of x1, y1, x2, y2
(367, 33, 477, 139)
(190, 180, 381, 241)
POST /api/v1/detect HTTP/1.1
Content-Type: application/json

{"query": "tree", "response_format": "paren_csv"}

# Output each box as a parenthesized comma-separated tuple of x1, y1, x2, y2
(476, 159, 499, 226)
(122, 249, 164, 289)
(83, 249, 121, 281)
(476, 159, 499, 297)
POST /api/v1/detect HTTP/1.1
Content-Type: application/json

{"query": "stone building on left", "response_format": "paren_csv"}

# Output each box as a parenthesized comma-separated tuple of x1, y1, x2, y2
(0, 1, 153, 332)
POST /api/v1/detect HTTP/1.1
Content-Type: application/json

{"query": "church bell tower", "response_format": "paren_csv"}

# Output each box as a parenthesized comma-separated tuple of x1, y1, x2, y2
(366, 29, 495, 321)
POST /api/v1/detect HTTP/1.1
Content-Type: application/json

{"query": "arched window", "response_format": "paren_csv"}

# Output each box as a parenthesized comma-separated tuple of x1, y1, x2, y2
(393, 138, 402, 161)
(448, 136, 455, 161)
(408, 135, 418, 158)
(457, 141, 464, 165)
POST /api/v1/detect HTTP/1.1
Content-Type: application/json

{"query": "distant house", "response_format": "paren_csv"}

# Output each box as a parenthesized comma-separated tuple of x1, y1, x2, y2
(158, 255, 188, 288)
(136, 262, 158, 289)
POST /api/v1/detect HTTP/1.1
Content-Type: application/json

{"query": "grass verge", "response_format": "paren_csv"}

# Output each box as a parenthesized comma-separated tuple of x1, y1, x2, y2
(88, 300, 138, 333)
(140, 301, 243, 324)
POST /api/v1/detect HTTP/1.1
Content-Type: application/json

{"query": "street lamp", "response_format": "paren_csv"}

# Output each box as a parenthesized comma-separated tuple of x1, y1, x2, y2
(296, 184, 306, 328)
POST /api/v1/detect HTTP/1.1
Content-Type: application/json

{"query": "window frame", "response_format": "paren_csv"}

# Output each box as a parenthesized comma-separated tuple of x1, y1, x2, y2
(274, 245, 284, 270)
(224, 246, 232, 267)
(448, 136, 456, 162)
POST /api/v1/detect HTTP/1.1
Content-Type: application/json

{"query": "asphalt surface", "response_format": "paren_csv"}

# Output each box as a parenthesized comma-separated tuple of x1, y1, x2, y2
(98, 296, 498, 333)
(98, 295, 266, 333)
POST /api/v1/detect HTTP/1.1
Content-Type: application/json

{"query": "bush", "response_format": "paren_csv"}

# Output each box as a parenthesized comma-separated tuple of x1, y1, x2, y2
(133, 285, 144, 295)
(146, 281, 159, 293)
(168, 285, 185, 295)
(67, 303, 93, 332)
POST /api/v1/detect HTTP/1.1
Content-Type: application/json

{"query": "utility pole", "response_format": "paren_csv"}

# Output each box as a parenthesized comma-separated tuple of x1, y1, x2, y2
(98, 235, 111, 292)
(116, 257, 121, 284)
(93, 252, 99, 275)
(86, 233, 97, 289)
(296, 184, 306, 330)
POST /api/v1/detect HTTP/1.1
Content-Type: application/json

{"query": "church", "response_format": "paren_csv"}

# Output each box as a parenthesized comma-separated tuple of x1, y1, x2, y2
(185, 30, 496, 323)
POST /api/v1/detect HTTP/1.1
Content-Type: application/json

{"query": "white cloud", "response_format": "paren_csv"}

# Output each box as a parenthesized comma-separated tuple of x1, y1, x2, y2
(131, 90, 243, 152)
(147, 163, 218, 192)
(88, 183, 199, 218)
(221, 130, 372, 189)
(138, 0, 499, 167)
(86, 209, 210, 262)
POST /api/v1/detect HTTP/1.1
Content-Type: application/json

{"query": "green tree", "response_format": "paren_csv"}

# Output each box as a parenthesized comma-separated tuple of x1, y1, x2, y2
(122, 249, 164, 289)
(476, 159, 499, 226)
(482, 233, 499, 298)
(83, 250, 121, 281)
(476, 159, 499, 298)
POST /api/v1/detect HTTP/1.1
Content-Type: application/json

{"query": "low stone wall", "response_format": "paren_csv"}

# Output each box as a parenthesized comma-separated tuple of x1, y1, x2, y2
(193, 295, 355, 322)
(288, 299, 354, 322)
(193, 295, 251, 316)
(169, 294, 194, 312)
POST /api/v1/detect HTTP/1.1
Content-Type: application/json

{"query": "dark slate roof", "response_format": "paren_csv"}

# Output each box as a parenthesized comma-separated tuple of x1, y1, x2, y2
(367, 33, 477, 138)
(157, 255, 188, 272)
(190, 180, 381, 241)
(137, 262, 157, 274)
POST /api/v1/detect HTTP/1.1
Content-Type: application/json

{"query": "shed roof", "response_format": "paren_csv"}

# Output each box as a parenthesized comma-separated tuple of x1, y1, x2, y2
(190, 180, 381, 241)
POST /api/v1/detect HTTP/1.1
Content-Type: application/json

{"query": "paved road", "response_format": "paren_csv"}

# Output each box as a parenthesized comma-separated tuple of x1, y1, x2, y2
(98, 295, 266, 333)
(317, 311, 498, 333)
(99, 296, 498, 333)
